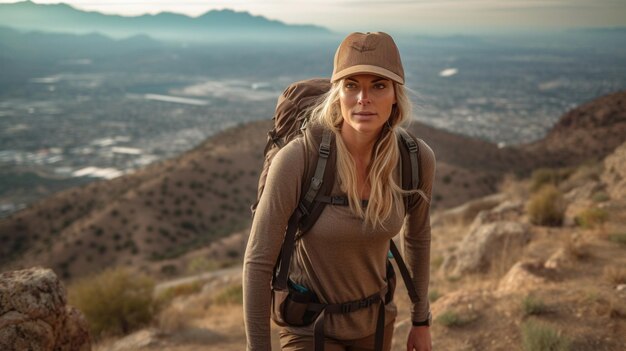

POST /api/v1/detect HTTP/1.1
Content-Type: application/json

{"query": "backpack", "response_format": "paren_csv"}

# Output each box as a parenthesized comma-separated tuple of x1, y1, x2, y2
(252, 78, 423, 351)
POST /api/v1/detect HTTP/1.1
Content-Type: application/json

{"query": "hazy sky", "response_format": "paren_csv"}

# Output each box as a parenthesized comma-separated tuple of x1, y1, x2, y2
(3, 0, 625, 34)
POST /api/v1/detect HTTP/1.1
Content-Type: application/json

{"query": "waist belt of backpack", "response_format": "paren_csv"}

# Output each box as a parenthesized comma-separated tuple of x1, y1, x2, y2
(307, 287, 389, 351)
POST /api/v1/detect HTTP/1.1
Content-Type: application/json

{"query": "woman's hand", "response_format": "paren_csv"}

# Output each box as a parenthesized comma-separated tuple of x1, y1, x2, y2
(406, 326, 431, 351)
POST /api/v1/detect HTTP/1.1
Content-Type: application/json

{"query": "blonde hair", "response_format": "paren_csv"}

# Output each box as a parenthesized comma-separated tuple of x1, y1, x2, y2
(308, 80, 428, 228)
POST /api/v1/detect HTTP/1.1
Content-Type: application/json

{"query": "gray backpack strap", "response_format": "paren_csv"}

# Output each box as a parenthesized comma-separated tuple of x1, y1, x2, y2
(300, 129, 332, 213)
(397, 129, 420, 191)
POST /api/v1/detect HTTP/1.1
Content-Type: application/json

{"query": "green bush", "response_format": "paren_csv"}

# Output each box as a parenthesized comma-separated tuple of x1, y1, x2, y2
(214, 284, 243, 305)
(68, 267, 156, 337)
(575, 207, 609, 229)
(608, 232, 626, 245)
(435, 310, 470, 327)
(522, 295, 548, 316)
(591, 191, 610, 203)
(521, 320, 571, 351)
(526, 185, 565, 226)
(428, 290, 441, 303)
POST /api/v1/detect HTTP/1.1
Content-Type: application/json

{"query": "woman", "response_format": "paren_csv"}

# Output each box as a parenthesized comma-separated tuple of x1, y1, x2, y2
(243, 32, 435, 351)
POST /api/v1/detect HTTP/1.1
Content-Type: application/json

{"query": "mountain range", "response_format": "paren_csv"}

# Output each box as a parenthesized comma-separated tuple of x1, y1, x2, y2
(0, 90, 624, 281)
(0, 1, 333, 43)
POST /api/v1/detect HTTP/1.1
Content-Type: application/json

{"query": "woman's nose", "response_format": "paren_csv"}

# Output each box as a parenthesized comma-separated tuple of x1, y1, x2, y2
(357, 88, 370, 104)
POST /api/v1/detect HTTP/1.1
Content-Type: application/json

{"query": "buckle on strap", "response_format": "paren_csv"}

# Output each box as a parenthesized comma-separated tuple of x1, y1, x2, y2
(319, 144, 330, 158)
(331, 196, 348, 206)
(404, 138, 418, 153)
(338, 295, 379, 313)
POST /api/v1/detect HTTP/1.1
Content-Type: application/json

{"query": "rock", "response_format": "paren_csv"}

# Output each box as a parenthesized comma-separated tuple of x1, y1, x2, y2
(106, 328, 164, 351)
(497, 260, 555, 295)
(617, 284, 626, 292)
(431, 193, 507, 227)
(601, 141, 626, 200)
(442, 221, 531, 275)
(470, 200, 525, 231)
(0, 267, 91, 351)
(544, 248, 570, 269)
(431, 289, 492, 318)
(563, 181, 602, 203)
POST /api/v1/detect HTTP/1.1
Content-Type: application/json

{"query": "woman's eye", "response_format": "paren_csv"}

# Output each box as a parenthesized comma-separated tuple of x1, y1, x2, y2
(345, 83, 356, 89)
(374, 83, 387, 89)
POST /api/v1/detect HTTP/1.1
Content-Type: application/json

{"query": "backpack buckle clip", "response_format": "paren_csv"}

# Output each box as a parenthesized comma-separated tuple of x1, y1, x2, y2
(319, 144, 330, 158)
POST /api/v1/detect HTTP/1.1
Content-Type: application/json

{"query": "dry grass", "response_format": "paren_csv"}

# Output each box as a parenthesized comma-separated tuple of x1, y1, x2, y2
(602, 265, 626, 285)
(521, 319, 571, 351)
(213, 283, 243, 305)
(498, 173, 529, 200)
(575, 207, 609, 229)
(526, 185, 565, 226)
(563, 240, 591, 261)
(522, 295, 548, 316)
(530, 168, 573, 193)
(607, 232, 626, 245)
(435, 310, 462, 327)
(155, 280, 204, 308)
(67, 266, 156, 338)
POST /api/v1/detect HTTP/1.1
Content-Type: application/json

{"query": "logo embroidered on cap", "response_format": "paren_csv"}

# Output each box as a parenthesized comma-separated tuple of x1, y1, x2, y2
(350, 36, 379, 53)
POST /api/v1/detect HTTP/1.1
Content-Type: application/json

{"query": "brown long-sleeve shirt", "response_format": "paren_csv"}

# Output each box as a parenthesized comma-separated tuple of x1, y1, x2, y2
(243, 129, 436, 350)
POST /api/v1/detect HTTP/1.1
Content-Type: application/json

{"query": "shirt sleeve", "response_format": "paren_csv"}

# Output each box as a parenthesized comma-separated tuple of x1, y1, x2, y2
(243, 138, 306, 351)
(402, 139, 436, 323)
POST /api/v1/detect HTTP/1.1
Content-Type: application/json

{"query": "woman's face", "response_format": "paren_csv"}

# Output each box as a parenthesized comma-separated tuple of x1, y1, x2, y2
(338, 74, 396, 137)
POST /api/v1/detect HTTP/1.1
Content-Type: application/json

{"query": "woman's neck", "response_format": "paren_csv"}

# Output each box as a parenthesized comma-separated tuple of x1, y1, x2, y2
(340, 126, 379, 164)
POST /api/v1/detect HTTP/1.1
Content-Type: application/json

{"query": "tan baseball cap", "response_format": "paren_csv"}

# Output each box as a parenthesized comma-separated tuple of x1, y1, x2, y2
(331, 32, 405, 85)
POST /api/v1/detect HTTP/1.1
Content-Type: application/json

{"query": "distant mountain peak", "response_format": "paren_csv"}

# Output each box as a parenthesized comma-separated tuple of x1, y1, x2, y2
(0, 1, 332, 42)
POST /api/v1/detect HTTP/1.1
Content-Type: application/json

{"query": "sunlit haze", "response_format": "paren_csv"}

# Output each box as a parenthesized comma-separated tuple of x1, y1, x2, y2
(1, 0, 625, 34)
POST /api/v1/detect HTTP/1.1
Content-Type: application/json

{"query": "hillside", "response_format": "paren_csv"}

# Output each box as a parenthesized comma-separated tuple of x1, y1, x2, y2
(0, 90, 625, 282)
(522, 90, 626, 168)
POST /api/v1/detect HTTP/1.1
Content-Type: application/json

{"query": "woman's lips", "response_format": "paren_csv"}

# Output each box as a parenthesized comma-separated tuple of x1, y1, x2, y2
(353, 112, 376, 116)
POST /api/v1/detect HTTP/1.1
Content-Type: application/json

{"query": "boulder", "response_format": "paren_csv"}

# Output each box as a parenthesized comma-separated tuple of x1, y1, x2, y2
(0, 267, 90, 351)
(469, 200, 525, 231)
(442, 221, 531, 275)
(497, 260, 557, 295)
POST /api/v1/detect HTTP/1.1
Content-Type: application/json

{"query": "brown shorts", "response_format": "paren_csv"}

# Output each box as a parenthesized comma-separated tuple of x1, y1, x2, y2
(278, 320, 394, 351)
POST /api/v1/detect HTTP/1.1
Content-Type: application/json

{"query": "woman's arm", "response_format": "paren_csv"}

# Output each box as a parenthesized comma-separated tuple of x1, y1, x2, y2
(243, 139, 306, 351)
(403, 139, 436, 351)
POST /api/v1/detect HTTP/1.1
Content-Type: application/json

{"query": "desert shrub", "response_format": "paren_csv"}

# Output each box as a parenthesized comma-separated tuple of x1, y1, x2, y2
(226, 249, 239, 258)
(564, 240, 590, 261)
(521, 320, 571, 351)
(603, 266, 626, 285)
(67, 267, 155, 338)
(186, 257, 219, 274)
(155, 281, 203, 307)
(526, 185, 565, 226)
(591, 191, 610, 203)
(428, 290, 441, 302)
(574, 207, 609, 229)
(160, 264, 178, 276)
(608, 232, 626, 245)
(213, 284, 243, 305)
(522, 295, 548, 316)
(530, 168, 572, 193)
(435, 310, 471, 327)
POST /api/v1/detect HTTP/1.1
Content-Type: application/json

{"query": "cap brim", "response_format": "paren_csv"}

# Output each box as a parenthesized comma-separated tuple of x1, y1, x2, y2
(331, 64, 404, 85)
